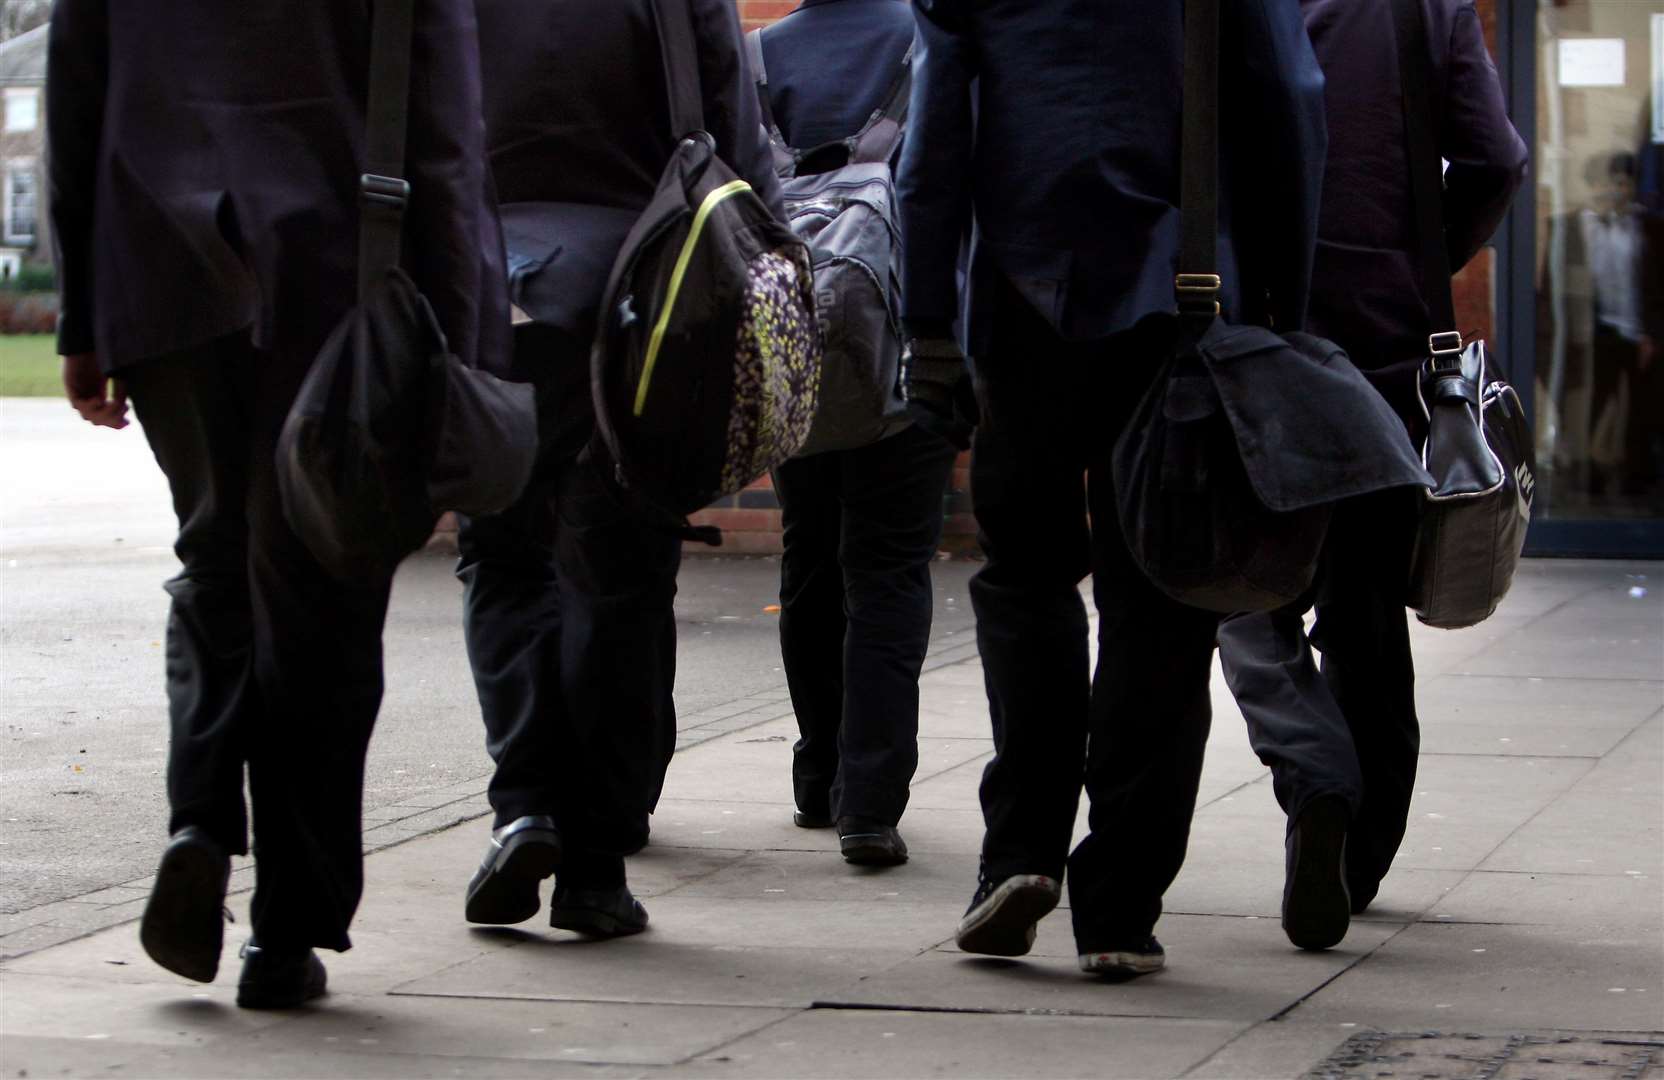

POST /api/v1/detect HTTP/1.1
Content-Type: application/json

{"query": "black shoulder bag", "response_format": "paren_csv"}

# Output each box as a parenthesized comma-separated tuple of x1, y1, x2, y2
(276, 0, 538, 582)
(1393, 0, 1536, 629)
(1111, 0, 1430, 613)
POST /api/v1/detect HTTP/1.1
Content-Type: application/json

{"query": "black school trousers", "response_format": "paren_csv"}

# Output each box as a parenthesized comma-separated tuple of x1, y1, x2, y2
(969, 281, 1220, 949)
(456, 324, 681, 868)
(773, 423, 957, 825)
(124, 331, 393, 953)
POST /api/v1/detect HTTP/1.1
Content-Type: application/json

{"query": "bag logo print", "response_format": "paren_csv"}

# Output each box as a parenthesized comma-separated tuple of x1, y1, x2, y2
(1514, 461, 1535, 524)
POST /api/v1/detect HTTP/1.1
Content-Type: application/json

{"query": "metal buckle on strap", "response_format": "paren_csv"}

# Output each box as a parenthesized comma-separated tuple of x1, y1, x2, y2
(1175, 273, 1222, 317)
(360, 173, 410, 211)
(1428, 331, 1464, 357)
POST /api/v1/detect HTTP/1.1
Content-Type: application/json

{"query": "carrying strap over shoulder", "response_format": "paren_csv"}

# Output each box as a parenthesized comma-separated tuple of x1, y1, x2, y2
(1391, 0, 1461, 349)
(1176, 0, 1222, 327)
(359, 0, 418, 299)
(650, 0, 708, 142)
(746, 26, 912, 173)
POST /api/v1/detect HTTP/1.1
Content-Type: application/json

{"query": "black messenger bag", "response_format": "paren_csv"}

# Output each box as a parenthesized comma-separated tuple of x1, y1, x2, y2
(277, 0, 538, 582)
(1392, 0, 1536, 629)
(1112, 0, 1430, 614)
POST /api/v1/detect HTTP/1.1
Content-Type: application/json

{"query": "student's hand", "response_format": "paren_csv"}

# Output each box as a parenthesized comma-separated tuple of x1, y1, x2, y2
(62, 353, 129, 429)
(902, 336, 976, 450)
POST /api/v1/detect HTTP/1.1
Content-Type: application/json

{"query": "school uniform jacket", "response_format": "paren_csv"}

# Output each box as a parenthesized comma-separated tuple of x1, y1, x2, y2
(48, 0, 506, 375)
(897, 0, 1328, 349)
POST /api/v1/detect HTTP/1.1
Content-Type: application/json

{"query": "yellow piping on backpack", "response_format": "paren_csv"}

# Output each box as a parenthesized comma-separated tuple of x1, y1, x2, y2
(633, 179, 754, 417)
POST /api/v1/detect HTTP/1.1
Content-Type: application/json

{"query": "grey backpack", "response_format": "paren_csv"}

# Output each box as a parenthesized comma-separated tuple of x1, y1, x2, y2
(746, 29, 912, 457)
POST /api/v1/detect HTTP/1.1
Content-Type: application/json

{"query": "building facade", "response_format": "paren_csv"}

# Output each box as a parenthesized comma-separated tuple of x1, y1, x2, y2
(0, 23, 48, 283)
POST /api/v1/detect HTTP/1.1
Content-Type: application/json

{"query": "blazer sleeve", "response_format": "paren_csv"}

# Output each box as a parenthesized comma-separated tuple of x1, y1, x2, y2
(896, 0, 976, 339)
(1438, 1, 1528, 274)
(694, 0, 785, 220)
(46, 0, 109, 358)
(1227, 0, 1327, 333)
(405, 0, 500, 370)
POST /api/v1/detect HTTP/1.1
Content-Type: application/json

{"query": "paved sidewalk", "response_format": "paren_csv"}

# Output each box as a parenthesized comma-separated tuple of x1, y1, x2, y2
(1, 560, 1660, 1078)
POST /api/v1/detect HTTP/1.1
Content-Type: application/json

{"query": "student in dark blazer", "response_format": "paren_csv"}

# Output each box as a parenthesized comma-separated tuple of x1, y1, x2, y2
(47, 0, 504, 1007)
(754, 0, 959, 868)
(897, 0, 1327, 976)
(458, 0, 783, 938)
(1218, 0, 1527, 949)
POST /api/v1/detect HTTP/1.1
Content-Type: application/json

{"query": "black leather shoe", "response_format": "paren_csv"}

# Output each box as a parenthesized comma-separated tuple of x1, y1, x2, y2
(465, 815, 562, 925)
(235, 941, 327, 1009)
(139, 826, 231, 983)
(1283, 794, 1352, 951)
(549, 884, 649, 938)
(793, 808, 834, 829)
(836, 816, 908, 866)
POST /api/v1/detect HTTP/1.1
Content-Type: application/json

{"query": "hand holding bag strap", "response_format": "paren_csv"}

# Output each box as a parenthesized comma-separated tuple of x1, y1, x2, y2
(1176, 0, 1222, 328)
(1391, 0, 1460, 348)
(649, 0, 707, 140)
(359, 0, 418, 299)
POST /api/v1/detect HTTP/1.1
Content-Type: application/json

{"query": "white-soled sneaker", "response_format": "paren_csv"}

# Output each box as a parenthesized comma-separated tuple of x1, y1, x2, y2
(955, 873, 1062, 957)
(1078, 935, 1165, 978)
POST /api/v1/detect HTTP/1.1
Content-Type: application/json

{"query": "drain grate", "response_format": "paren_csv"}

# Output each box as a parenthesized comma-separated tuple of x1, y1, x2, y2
(1306, 1031, 1664, 1080)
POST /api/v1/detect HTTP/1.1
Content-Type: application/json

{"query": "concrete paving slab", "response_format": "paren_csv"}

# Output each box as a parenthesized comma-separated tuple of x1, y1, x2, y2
(1386, 753, 1595, 873)
(1428, 871, 1664, 933)
(1182, 1019, 1367, 1079)
(647, 799, 987, 857)
(1455, 616, 1664, 681)
(1415, 674, 1662, 757)
(391, 937, 911, 1009)
(1288, 921, 1664, 1031)
(233, 994, 792, 1068)
(1410, 616, 1539, 677)
(669, 848, 981, 906)
(674, 1009, 1248, 1079)
(4, 1038, 647, 1079)
(1482, 716, 1664, 878)
(837, 913, 1400, 1022)
(0, 970, 293, 1045)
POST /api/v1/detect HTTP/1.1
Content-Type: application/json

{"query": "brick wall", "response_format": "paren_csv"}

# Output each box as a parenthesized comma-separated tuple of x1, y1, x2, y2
(735, 1, 794, 30)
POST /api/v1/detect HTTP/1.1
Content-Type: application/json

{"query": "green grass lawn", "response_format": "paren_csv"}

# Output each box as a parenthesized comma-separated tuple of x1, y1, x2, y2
(0, 335, 60, 397)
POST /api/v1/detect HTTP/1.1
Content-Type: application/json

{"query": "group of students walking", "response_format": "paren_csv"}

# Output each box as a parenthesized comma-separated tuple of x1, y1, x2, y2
(48, 0, 1524, 1008)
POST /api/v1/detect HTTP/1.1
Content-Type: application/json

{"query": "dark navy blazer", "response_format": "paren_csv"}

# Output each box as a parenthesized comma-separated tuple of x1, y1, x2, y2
(897, 0, 1327, 348)
(48, 0, 505, 375)
(477, 0, 783, 218)
(757, 0, 915, 152)
(1301, 0, 1528, 369)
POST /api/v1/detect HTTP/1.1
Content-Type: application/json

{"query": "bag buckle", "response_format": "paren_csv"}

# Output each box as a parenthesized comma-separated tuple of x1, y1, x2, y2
(1175, 273, 1222, 317)
(1428, 331, 1464, 357)
(360, 173, 410, 211)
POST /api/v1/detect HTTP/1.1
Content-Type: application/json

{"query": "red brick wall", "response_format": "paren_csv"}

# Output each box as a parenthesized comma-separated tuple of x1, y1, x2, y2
(735, 1, 793, 30)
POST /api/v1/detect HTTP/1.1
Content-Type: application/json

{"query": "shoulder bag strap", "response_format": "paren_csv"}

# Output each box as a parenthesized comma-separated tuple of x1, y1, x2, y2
(1391, 0, 1460, 349)
(649, 0, 707, 141)
(1175, 0, 1222, 327)
(849, 40, 915, 166)
(744, 29, 777, 133)
(359, 0, 418, 300)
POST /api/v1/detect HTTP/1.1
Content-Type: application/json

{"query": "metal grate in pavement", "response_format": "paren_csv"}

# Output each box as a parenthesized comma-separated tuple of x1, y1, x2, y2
(1306, 1031, 1664, 1080)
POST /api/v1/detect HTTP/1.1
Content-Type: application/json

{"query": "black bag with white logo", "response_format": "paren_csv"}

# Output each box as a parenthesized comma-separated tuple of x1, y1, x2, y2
(1392, 0, 1535, 629)
(276, 0, 537, 582)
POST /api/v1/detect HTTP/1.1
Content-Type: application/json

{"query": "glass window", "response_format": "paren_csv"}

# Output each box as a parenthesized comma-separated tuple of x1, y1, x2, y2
(3, 88, 38, 133)
(1532, 1, 1664, 521)
(5, 165, 37, 244)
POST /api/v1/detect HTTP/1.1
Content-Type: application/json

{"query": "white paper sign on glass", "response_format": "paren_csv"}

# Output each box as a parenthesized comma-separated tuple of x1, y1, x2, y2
(1558, 37, 1626, 88)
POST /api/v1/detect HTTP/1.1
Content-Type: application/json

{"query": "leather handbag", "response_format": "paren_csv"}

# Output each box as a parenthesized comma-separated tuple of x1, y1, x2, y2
(1112, 0, 1429, 614)
(276, 0, 538, 582)
(1392, 0, 1536, 629)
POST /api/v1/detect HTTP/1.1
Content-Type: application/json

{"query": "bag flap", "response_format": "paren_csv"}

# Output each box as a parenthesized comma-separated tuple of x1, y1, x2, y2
(1199, 323, 1432, 512)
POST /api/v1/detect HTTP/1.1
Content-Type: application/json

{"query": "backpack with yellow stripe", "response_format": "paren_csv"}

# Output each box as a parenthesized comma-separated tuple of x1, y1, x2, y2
(587, 0, 820, 541)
